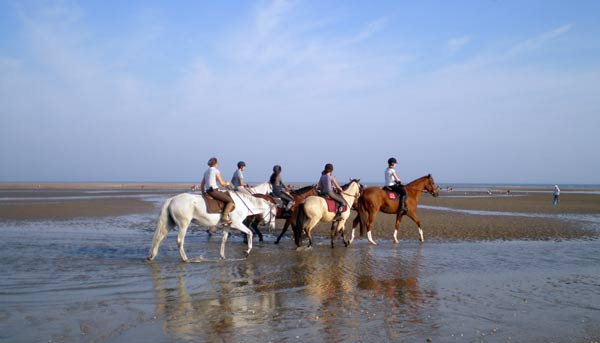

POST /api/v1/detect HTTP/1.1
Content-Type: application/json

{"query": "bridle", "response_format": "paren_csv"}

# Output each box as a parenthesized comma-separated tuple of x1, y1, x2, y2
(232, 191, 278, 225)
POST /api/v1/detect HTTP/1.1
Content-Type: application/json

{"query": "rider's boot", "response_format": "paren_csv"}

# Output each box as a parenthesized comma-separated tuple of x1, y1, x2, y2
(221, 202, 234, 225)
(399, 195, 408, 212)
(334, 205, 344, 221)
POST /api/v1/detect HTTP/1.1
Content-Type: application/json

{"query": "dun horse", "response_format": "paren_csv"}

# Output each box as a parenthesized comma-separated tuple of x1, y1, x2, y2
(351, 174, 439, 245)
(147, 191, 278, 262)
(293, 179, 362, 248)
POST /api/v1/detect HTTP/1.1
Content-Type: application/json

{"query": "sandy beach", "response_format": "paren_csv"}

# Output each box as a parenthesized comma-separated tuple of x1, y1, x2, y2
(1, 183, 599, 342)
(1, 183, 597, 241)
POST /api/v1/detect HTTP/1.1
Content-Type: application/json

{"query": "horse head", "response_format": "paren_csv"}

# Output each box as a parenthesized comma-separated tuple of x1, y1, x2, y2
(343, 178, 362, 207)
(425, 174, 439, 197)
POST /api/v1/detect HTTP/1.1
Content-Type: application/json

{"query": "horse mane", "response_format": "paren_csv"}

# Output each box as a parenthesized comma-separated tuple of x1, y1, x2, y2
(406, 174, 432, 186)
(291, 184, 315, 195)
(341, 179, 361, 190)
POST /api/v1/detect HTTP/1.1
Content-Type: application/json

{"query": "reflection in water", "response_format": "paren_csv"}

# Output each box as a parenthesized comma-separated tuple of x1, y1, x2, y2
(149, 243, 438, 342)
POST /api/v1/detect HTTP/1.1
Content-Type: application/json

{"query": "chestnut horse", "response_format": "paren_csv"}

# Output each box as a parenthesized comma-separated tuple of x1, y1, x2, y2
(350, 174, 439, 245)
(243, 185, 318, 243)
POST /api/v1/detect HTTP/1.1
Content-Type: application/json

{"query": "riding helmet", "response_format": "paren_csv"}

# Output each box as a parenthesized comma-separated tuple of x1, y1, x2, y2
(237, 161, 246, 168)
(388, 157, 397, 165)
(273, 165, 282, 172)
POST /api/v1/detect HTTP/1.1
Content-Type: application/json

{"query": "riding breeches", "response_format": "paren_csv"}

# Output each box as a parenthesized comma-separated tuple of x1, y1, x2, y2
(327, 191, 347, 208)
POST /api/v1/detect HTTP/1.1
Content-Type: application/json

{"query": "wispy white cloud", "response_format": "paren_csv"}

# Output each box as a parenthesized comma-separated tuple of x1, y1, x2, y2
(447, 35, 471, 53)
(352, 16, 389, 43)
(506, 23, 574, 57)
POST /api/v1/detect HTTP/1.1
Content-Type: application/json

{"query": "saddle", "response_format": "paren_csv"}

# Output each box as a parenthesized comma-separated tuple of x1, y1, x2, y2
(202, 193, 235, 214)
(322, 196, 347, 213)
(382, 186, 401, 201)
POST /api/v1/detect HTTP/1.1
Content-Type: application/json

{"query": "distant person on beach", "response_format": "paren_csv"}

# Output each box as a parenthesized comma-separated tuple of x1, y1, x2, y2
(553, 185, 561, 206)
(231, 161, 248, 191)
(270, 165, 294, 217)
(384, 157, 407, 212)
(317, 163, 347, 221)
(200, 157, 233, 225)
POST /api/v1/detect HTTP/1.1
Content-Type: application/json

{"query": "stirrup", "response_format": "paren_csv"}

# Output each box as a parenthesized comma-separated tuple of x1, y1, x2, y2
(220, 217, 232, 226)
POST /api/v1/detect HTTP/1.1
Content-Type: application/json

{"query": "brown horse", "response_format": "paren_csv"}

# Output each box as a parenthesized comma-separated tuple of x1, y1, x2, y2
(350, 174, 439, 245)
(244, 185, 318, 243)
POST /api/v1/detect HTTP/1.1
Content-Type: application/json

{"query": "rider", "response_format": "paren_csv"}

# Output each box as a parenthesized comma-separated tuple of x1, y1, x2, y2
(384, 157, 407, 212)
(231, 161, 248, 191)
(270, 165, 294, 217)
(317, 163, 347, 221)
(200, 157, 234, 225)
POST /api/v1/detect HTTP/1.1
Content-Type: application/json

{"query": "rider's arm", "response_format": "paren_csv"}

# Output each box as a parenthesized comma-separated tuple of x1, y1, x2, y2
(200, 177, 206, 192)
(392, 170, 401, 183)
(216, 172, 230, 187)
(332, 177, 343, 192)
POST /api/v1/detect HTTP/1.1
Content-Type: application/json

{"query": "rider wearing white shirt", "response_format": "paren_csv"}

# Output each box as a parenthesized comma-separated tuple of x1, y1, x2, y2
(384, 157, 407, 212)
(201, 157, 234, 225)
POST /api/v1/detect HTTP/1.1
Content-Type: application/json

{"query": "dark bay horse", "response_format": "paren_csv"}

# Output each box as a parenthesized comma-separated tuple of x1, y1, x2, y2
(350, 174, 439, 245)
(244, 185, 318, 243)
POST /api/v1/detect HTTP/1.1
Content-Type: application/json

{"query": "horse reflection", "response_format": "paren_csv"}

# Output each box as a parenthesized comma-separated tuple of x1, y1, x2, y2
(148, 261, 283, 341)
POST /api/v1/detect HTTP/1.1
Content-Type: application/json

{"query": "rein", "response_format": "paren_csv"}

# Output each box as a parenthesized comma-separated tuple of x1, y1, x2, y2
(233, 191, 277, 224)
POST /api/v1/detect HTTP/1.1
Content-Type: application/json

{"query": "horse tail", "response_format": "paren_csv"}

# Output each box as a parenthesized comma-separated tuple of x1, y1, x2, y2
(358, 196, 368, 237)
(293, 203, 306, 247)
(148, 196, 175, 260)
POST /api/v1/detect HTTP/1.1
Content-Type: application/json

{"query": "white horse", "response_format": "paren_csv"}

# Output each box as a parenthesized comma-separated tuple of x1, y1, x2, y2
(147, 190, 278, 262)
(293, 179, 361, 248)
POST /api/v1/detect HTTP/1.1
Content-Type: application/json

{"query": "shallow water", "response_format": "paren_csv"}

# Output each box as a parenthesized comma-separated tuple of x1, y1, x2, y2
(1, 211, 600, 342)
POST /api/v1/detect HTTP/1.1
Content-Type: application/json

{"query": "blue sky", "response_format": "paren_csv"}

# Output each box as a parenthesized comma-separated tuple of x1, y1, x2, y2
(1, 0, 599, 184)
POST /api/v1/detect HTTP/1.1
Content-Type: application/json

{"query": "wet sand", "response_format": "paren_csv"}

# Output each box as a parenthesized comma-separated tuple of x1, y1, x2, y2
(1, 184, 599, 342)
(1, 184, 598, 241)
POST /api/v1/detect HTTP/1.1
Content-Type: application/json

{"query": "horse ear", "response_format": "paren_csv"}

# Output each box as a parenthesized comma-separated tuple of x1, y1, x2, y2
(428, 173, 431, 178)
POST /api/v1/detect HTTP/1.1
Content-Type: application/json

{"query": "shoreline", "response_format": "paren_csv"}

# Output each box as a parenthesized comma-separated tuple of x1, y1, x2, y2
(1, 187, 598, 241)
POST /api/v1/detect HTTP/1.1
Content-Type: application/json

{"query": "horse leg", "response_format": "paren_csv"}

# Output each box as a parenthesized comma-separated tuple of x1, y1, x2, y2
(175, 220, 191, 262)
(350, 214, 361, 246)
(231, 221, 253, 256)
(337, 220, 348, 248)
(366, 210, 378, 245)
(148, 199, 174, 261)
(405, 212, 424, 242)
(305, 217, 321, 248)
(330, 222, 338, 248)
(393, 213, 405, 244)
(148, 213, 173, 261)
(220, 228, 230, 259)
(275, 218, 291, 244)
(253, 218, 264, 242)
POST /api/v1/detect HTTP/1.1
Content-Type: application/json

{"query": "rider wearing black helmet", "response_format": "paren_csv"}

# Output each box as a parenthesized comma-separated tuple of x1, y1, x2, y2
(385, 157, 407, 212)
(231, 161, 248, 191)
(270, 165, 294, 217)
(317, 163, 348, 221)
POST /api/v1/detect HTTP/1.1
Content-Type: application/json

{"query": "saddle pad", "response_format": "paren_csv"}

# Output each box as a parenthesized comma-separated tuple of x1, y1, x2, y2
(382, 188, 400, 201)
(325, 198, 347, 213)
(202, 193, 234, 214)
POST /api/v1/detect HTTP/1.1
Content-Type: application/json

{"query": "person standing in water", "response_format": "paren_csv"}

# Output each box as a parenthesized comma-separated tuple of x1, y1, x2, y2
(553, 185, 561, 206)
